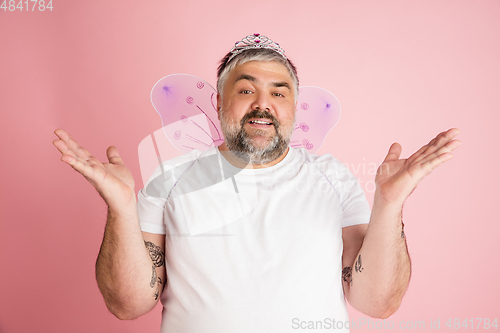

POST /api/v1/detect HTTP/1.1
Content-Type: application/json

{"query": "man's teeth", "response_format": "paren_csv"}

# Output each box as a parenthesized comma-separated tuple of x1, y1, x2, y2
(249, 120, 272, 125)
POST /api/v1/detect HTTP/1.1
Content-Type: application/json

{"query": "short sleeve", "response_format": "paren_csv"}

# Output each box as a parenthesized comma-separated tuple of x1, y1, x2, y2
(312, 153, 371, 228)
(338, 174, 371, 228)
(137, 188, 167, 234)
(137, 148, 209, 235)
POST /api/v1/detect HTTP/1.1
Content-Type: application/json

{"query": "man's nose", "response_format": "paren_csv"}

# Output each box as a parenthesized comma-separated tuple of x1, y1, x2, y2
(251, 92, 272, 112)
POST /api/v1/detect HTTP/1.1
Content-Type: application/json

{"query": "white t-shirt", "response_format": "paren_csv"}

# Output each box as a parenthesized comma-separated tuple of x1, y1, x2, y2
(138, 146, 371, 333)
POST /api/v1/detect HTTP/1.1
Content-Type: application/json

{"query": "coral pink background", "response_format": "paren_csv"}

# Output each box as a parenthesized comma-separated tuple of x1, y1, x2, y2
(1, 1, 498, 332)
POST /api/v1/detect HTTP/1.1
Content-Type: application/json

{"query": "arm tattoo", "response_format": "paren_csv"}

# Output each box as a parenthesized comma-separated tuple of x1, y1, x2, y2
(342, 266, 353, 286)
(401, 219, 405, 238)
(150, 265, 157, 288)
(153, 276, 163, 300)
(144, 241, 165, 300)
(150, 265, 163, 300)
(144, 241, 165, 267)
(354, 254, 364, 273)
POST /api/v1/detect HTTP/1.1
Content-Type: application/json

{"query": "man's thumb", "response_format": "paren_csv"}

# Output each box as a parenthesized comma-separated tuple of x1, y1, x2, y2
(106, 146, 124, 165)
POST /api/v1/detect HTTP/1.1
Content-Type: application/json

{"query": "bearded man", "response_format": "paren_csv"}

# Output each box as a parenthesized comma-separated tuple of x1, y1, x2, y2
(53, 34, 461, 332)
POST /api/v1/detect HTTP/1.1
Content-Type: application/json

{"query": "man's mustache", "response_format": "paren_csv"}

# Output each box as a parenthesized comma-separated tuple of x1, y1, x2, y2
(239, 110, 279, 129)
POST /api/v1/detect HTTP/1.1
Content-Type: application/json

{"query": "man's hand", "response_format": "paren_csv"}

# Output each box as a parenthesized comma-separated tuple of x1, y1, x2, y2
(54, 129, 164, 319)
(344, 128, 461, 318)
(52, 129, 136, 210)
(375, 128, 461, 206)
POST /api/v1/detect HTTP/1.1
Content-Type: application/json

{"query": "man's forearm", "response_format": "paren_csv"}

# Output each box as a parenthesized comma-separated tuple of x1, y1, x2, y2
(346, 193, 411, 318)
(95, 204, 157, 320)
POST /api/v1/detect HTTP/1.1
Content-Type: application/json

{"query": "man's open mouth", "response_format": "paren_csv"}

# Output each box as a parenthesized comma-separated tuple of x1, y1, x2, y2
(248, 119, 273, 125)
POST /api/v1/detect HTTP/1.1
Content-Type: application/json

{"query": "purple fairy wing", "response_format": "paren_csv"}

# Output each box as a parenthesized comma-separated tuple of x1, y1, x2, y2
(290, 86, 341, 153)
(150, 74, 224, 153)
(139, 79, 341, 204)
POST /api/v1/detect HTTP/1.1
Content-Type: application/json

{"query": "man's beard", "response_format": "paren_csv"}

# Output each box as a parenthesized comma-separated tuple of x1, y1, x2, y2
(219, 108, 295, 165)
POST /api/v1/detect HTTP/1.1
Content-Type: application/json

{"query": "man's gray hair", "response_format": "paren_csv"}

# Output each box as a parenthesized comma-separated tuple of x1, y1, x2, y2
(216, 48, 299, 103)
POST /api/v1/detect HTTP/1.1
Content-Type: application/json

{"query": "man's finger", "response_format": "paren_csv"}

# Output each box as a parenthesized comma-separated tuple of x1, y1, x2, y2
(61, 153, 92, 175)
(53, 138, 82, 161)
(427, 128, 460, 152)
(54, 129, 92, 160)
(106, 146, 125, 166)
(383, 143, 402, 163)
(418, 139, 462, 166)
(420, 152, 455, 174)
(414, 128, 460, 164)
(54, 128, 69, 140)
(406, 144, 430, 165)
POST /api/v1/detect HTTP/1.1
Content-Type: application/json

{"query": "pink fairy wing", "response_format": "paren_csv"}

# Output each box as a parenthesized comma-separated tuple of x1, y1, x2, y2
(140, 78, 342, 202)
(150, 76, 340, 155)
(150, 74, 223, 153)
(290, 86, 341, 153)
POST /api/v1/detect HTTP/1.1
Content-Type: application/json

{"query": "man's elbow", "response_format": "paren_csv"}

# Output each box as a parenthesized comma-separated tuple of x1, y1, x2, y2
(370, 278, 410, 318)
(104, 296, 157, 321)
(106, 303, 151, 321)
(348, 290, 403, 319)
(111, 308, 139, 321)
(367, 298, 402, 319)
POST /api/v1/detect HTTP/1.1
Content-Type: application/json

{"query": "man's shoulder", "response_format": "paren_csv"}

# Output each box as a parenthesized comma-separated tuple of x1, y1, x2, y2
(290, 147, 347, 170)
(142, 147, 217, 192)
(164, 147, 215, 166)
(289, 147, 358, 189)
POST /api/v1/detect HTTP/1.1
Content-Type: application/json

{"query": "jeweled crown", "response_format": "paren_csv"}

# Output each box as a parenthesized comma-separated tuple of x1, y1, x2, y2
(228, 33, 286, 62)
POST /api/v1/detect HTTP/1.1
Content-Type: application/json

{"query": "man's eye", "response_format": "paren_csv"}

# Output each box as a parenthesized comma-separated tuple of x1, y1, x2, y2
(241, 90, 252, 94)
(273, 93, 284, 97)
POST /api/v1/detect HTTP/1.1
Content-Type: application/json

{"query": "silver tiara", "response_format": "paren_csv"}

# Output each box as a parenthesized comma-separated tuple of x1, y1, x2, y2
(228, 33, 287, 62)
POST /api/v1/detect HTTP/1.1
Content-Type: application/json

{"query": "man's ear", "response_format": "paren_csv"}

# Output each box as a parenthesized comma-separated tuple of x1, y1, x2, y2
(216, 93, 221, 120)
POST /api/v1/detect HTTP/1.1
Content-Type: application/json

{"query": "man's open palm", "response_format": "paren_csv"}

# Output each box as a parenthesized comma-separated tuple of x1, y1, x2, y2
(375, 128, 461, 205)
(53, 129, 136, 210)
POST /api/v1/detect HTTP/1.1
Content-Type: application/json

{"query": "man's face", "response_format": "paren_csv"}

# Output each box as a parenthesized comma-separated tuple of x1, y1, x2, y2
(217, 60, 296, 165)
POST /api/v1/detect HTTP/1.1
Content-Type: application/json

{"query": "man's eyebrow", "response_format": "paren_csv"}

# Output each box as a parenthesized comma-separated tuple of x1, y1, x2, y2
(271, 81, 291, 90)
(234, 74, 257, 83)
(234, 74, 291, 91)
